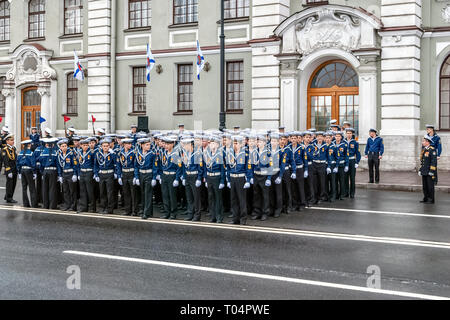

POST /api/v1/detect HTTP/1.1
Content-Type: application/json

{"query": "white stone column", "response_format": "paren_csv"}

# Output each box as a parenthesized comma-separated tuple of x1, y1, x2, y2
(38, 83, 51, 132)
(1, 82, 15, 134)
(278, 55, 301, 131)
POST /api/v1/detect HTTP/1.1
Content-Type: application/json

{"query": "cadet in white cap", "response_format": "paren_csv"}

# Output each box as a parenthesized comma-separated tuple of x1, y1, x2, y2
(17, 140, 38, 208)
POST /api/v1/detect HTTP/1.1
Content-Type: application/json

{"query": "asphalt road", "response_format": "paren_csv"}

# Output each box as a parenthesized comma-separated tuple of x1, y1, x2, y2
(0, 177, 449, 300)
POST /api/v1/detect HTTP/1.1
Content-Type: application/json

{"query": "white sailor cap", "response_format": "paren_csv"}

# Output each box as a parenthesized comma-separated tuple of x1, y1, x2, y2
(44, 128, 52, 134)
(21, 140, 32, 145)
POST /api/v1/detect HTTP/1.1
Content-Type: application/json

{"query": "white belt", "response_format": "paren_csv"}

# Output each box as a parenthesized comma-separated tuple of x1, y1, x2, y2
(122, 168, 134, 173)
(44, 167, 57, 170)
(140, 169, 153, 174)
(81, 168, 93, 172)
(339, 160, 345, 164)
(99, 170, 114, 174)
(21, 166, 32, 170)
(296, 165, 304, 169)
(63, 169, 74, 173)
(207, 172, 221, 177)
(254, 171, 269, 175)
(349, 156, 356, 160)
(230, 173, 245, 178)
(185, 171, 198, 175)
(163, 171, 176, 175)
(313, 160, 326, 164)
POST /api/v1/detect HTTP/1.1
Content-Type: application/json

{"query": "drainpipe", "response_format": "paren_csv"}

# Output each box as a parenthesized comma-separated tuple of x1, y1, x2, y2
(110, 0, 116, 133)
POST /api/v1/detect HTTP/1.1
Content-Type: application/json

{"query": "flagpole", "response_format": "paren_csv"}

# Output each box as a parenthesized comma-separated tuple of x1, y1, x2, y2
(219, 0, 226, 131)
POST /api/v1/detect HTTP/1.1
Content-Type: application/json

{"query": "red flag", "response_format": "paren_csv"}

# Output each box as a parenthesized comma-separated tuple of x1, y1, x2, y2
(91, 115, 96, 123)
(63, 115, 71, 123)
(0, 117, 3, 123)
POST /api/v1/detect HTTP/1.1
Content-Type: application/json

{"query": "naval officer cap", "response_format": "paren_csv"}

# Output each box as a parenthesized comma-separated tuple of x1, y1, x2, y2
(425, 124, 435, 130)
(346, 128, 356, 133)
(423, 135, 433, 142)
(231, 135, 244, 141)
(1, 126, 9, 132)
(21, 140, 32, 145)
(68, 127, 76, 133)
(342, 121, 351, 126)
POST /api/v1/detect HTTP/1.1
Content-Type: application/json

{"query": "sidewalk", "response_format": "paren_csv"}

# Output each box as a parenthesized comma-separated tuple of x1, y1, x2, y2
(356, 170, 450, 193)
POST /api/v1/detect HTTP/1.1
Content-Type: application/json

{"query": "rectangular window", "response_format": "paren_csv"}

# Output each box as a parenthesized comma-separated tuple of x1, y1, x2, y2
(29, 0, 46, 39)
(173, 0, 198, 25)
(67, 73, 78, 115)
(0, 0, 10, 42)
(224, 0, 249, 19)
(177, 64, 193, 112)
(226, 61, 244, 112)
(133, 67, 147, 113)
(129, 0, 151, 29)
(64, 0, 83, 35)
(0, 77, 5, 116)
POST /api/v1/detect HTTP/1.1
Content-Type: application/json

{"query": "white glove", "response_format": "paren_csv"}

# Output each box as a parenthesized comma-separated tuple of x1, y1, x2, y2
(182, 179, 186, 186)
(134, 179, 140, 186)
(95, 176, 100, 182)
(227, 182, 231, 189)
(151, 179, 157, 187)
(18, 174, 22, 180)
(291, 173, 296, 180)
(355, 164, 359, 169)
(243, 182, 250, 189)
(114, 173, 117, 179)
(77, 176, 80, 181)
(195, 180, 202, 188)
(132, 178, 136, 185)
(326, 168, 331, 175)
(72, 175, 77, 183)
(429, 172, 434, 176)
(250, 178, 254, 185)
(219, 183, 224, 190)
(109, 148, 114, 154)
(304, 171, 308, 178)
(156, 175, 161, 181)
(265, 179, 272, 187)
(333, 167, 338, 174)
(173, 180, 179, 187)
(275, 177, 282, 185)
(118, 178, 123, 186)
(58, 177, 63, 184)
(205, 182, 208, 188)
(33, 174, 37, 180)
(418, 172, 421, 176)
(344, 166, 349, 173)
(7, 173, 13, 179)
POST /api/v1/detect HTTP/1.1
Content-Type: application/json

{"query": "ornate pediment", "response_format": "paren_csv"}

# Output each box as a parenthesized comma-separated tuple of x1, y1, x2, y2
(6, 44, 56, 86)
(295, 8, 361, 56)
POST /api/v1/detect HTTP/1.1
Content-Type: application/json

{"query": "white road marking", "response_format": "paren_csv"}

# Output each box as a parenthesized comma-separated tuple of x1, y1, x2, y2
(2, 205, 450, 250)
(310, 206, 450, 219)
(63, 250, 450, 300)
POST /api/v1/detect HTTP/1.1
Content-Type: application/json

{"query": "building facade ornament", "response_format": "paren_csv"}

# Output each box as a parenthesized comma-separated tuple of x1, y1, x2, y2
(442, 4, 450, 23)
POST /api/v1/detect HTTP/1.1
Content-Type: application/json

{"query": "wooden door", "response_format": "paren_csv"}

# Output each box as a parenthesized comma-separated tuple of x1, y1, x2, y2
(21, 87, 41, 142)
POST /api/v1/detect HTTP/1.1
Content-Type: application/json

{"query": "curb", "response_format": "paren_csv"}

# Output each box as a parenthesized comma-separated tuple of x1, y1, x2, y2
(356, 183, 450, 193)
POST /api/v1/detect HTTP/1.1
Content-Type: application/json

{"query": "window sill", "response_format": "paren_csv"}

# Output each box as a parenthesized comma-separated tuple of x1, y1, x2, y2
(128, 112, 146, 116)
(0, 40, 10, 45)
(216, 17, 250, 24)
(173, 111, 193, 116)
(124, 27, 151, 33)
(226, 110, 244, 115)
(24, 37, 45, 42)
(304, 1, 329, 7)
(168, 22, 198, 29)
(64, 114, 78, 117)
(59, 33, 83, 39)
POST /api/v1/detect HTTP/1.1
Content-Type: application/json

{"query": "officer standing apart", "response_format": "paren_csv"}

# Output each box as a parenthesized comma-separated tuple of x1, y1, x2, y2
(2, 134, 18, 203)
(17, 140, 38, 208)
(419, 135, 437, 204)
(365, 128, 384, 184)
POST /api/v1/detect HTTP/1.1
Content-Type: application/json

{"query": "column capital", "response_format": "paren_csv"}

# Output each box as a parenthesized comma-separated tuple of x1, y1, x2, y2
(37, 84, 51, 97)
(275, 53, 301, 77)
(1, 88, 15, 98)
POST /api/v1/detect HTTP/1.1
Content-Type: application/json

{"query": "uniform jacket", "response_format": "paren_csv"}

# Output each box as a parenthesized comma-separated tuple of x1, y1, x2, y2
(365, 136, 384, 156)
(17, 149, 36, 174)
(57, 149, 79, 177)
(2, 145, 17, 175)
(420, 146, 438, 177)
(346, 139, 362, 163)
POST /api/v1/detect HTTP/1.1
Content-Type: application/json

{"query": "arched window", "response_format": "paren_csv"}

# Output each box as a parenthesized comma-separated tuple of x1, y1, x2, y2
(29, 0, 45, 39)
(0, 0, 10, 42)
(440, 55, 450, 130)
(67, 73, 78, 115)
(310, 62, 359, 88)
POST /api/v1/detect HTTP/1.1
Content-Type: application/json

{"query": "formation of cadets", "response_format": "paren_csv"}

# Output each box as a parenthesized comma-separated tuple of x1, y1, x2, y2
(0, 120, 442, 223)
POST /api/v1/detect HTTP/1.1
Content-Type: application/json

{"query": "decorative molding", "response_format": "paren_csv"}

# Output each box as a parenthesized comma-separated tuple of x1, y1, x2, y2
(442, 5, 450, 23)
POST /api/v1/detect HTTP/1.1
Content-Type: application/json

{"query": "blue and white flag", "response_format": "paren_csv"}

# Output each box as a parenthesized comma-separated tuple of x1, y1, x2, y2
(73, 50, 84, 81)
(196, 40, 205, 80)
(146, 44, 155, 82)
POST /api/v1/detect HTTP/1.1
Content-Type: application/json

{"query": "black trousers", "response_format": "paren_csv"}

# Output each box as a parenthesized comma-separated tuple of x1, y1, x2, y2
(270, 175, 283, 217)
(253, 174, 270, 218)
(62, 172, 77, 210)
(345, 159, 357, 197)
(327, 171, 337, 201)
(42, 169, 58, 209)
(21, 170, 37, 207)
(223, 184, 231, 213)
(206, 176, 223, 223)
(230, 176, 247, 224)
(79, 171, 94, 212)
(5, 172, 17, 202)
(185, 174, 201, 220)
(99, 172, 114, 214)
(140, 172, 154, 217)
(35, 170, 42, 204)
(282, 169, 294, 212)
(122, 172, 136, 215)
(422, 175, 435, 202)
(292, 167, 306, 208)
(368, 153, 380, 183)
(336, 166, 346, 200)
(161, 174, 177, 218)
(311, 163, 327, 202)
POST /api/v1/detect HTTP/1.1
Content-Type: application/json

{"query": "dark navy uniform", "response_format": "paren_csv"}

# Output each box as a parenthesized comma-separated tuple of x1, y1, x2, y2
(158, 147, 183, 219)
(292, 142, 308, 209)
(118, 146, 138, 215)
(57, 148, 79, 211)
(365, 134, 384, 183)
(251, 145, 272, 220)
(310, 141, 329, 203)
(94, 149, 119, 214)
(135, 145, 158, 218)
(78, 148, 95, 212)
(181, 148, 204, 221)
(203, 145, 226, 223)
(39, 143, 59, 209)
(420, 144, 437, 203)
(346, 137, 361, 197)
(33, 145, 43, 204)
(17, 144, 37, 207)
(281, 144, 296, 214)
